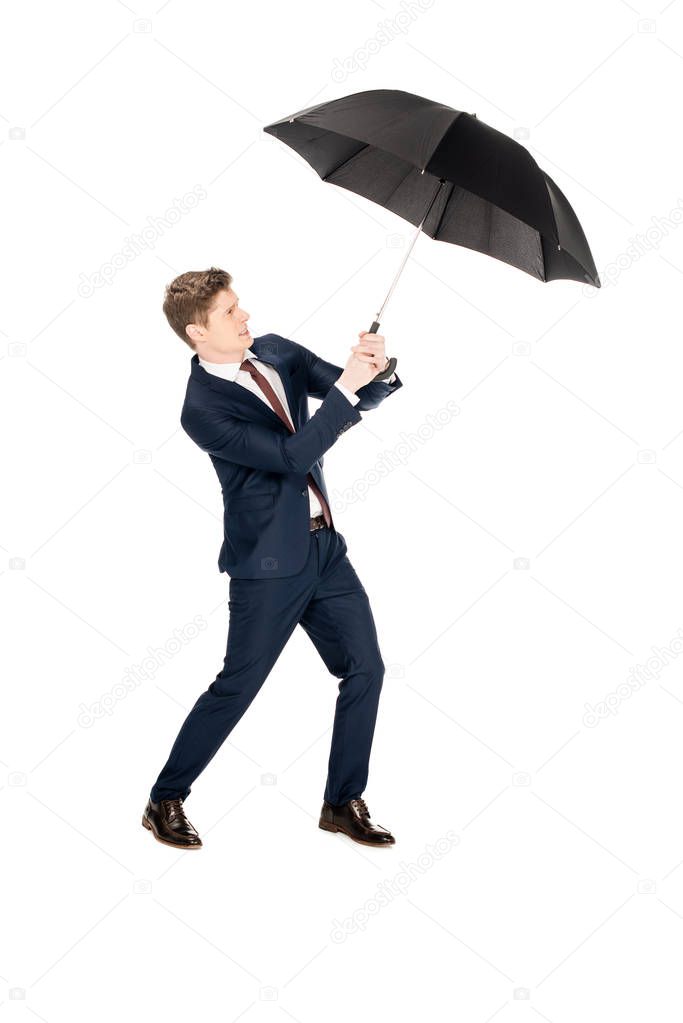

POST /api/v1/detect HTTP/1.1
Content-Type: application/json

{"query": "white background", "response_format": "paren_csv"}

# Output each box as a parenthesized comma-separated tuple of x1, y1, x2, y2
(2, 0, 683, 1019)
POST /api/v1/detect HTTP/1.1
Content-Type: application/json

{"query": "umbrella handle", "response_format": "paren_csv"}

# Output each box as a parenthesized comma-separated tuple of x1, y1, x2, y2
(366, 320, 398, 381)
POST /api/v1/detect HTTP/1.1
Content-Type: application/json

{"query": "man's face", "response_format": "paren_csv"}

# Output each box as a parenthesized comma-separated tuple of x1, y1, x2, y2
(188, 287, 252, 360)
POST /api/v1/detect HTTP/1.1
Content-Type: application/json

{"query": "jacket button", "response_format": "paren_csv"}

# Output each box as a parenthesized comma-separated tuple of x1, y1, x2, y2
(300, 488, 307, 496)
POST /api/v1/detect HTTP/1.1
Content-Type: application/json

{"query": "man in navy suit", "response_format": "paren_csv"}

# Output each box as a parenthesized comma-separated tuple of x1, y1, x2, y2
(143, 267, 402, 850)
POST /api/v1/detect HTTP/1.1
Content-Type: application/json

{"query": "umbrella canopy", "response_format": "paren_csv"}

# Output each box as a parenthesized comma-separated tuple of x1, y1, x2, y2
(264, 88, 600, 290)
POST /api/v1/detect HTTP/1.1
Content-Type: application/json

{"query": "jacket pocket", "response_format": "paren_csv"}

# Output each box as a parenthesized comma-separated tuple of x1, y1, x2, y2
(227, 493, 275, 512)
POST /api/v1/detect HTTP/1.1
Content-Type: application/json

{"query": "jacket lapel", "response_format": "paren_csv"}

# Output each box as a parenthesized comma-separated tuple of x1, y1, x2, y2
(190, 337, 298, 431)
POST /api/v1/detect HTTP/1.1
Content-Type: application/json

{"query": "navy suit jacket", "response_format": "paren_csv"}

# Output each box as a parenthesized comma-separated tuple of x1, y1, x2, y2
(180, 333, 403, 578)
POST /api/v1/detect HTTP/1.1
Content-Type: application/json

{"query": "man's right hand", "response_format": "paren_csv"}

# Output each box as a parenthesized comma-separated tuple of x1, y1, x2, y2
(337, 333, 388, 393)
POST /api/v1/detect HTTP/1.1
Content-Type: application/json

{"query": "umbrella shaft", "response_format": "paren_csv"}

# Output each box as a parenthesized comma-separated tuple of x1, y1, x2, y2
(374, 176, 446, 324)
(375, 219, 422, 323)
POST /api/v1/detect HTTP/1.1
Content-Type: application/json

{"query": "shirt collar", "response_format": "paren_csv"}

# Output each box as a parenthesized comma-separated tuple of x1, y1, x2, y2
(197, 353, 259, 382)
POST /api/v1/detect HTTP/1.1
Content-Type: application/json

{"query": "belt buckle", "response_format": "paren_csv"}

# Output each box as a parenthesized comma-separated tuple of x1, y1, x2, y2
(310, 515, 325, 532)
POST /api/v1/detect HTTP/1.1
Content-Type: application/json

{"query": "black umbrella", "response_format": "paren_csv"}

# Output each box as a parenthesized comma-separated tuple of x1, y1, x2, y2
(264, 88, 600, 380)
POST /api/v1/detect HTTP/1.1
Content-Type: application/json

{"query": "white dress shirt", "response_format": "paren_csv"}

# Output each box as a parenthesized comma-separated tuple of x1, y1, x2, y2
(198, 352, 364, 518)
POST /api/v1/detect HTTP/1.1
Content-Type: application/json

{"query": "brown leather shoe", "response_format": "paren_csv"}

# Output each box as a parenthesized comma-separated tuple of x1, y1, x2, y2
(319, 797, 395, 846)
(141, 797, 203, 849)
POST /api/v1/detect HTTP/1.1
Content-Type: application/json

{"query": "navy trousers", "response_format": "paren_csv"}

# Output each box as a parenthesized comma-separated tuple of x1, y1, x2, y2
(150, 526, 386, 807)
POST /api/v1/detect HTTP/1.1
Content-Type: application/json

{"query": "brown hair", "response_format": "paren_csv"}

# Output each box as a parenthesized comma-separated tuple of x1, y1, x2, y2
(162, 267, 233, 349)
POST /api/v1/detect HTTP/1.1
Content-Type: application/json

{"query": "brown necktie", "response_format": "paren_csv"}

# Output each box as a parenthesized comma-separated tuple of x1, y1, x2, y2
(239, 358, 332, 528)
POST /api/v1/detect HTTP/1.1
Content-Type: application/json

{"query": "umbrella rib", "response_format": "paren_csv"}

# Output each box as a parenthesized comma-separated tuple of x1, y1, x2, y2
(322, 139, 423, 223)
(429, 180, 454, 239)
(321, 142, 370, 182)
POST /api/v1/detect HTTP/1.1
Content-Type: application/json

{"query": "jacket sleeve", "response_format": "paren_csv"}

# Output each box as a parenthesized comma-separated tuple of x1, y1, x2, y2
(291, 337, 403, 412)
(180, 382, 362, 475)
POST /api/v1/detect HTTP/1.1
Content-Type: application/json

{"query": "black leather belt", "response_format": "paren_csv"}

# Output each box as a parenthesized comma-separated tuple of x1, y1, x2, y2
(309, 514, 327, 532)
